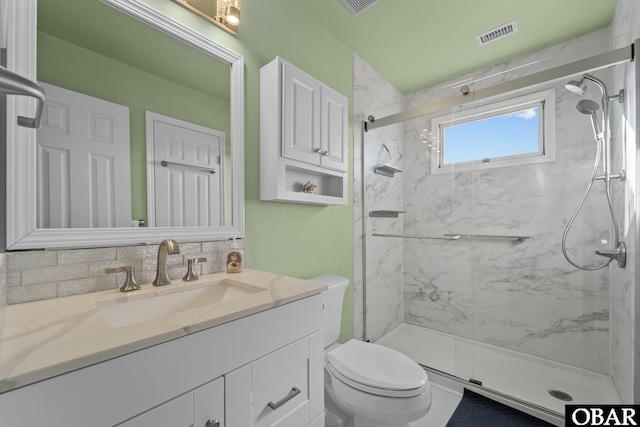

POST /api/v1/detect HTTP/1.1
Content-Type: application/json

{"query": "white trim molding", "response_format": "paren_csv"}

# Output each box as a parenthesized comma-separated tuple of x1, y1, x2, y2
(5, 0, 245, 249)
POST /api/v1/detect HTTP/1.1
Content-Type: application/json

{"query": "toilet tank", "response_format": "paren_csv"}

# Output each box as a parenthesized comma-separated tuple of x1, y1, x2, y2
(309, 275, 349, 348)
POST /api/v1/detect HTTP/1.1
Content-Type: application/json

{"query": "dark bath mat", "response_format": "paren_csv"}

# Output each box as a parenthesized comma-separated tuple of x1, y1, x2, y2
(446, 389, 555, 427)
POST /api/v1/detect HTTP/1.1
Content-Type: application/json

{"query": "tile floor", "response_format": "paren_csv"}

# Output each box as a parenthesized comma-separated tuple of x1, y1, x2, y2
(410, 370, 464, 426)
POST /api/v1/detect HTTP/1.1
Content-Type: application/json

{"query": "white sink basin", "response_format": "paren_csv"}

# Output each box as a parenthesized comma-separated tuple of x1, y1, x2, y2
(94, 279, 268, 327)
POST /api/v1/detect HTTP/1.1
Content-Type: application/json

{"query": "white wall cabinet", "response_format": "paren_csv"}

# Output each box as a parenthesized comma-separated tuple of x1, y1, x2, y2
(0, 295, 324, 427)
(261, 57, 348, 205)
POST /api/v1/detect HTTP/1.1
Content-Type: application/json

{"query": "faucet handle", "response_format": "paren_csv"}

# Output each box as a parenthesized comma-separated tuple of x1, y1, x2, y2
(106, 266, 140, 292)
(183, 257, 207, 282)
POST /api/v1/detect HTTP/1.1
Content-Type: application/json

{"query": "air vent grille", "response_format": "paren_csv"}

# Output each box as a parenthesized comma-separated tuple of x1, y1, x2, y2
(475, 21, 518, 46)
(338, 0, 379, 16)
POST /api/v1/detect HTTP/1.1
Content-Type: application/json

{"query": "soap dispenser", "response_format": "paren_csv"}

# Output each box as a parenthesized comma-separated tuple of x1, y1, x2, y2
(225, 237, 244, 273)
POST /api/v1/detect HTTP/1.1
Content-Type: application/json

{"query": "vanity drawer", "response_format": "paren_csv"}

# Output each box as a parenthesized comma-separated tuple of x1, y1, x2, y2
(226, 333, 323, 427)
(252, 338, 309, 427)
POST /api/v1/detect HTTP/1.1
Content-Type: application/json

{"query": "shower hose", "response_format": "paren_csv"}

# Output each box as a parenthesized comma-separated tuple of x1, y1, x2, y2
(561, 136, 619, 271)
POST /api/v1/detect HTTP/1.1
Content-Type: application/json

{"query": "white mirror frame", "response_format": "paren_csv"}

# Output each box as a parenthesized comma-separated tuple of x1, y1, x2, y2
(5, 0, 244, 249)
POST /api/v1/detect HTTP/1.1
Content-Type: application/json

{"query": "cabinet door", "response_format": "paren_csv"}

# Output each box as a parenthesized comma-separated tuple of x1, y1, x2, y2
(320, 86, 348, 172)
(282, 62, 321, 165)
(195, 377, 225, 427)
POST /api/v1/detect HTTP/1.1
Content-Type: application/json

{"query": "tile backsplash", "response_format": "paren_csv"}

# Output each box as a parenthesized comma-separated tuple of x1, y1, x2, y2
(5, 240, 245, 305)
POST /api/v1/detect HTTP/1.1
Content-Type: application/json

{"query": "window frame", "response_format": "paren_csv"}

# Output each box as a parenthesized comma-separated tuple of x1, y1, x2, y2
(430, 89, 555, 175)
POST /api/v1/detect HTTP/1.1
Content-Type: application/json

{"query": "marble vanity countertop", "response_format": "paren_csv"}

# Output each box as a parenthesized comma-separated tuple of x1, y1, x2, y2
(0, 269, 327, 393)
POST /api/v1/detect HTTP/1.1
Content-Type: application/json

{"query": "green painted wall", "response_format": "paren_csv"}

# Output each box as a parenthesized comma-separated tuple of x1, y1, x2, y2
(37, 31, 231, 225)
(140, 0, 355, 341)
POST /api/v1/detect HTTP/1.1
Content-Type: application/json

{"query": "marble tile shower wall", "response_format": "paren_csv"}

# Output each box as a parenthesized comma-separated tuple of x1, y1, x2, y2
(5, 240, 243, 305)
(402, 29, 616, 374)
(353, 54, 405, 341)
(609, 0, 640, 404)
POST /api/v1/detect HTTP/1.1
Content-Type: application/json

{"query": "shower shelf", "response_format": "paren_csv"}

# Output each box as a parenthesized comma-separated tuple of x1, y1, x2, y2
(374, 163, 403, 177)
(369, 210, 406, 218)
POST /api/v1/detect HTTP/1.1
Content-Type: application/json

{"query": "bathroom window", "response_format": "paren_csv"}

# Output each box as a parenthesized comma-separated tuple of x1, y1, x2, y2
(431, 89, 555, 174)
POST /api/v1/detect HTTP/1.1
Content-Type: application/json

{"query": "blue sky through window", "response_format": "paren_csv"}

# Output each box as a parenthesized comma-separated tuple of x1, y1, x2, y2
(443, 107, 540, 164)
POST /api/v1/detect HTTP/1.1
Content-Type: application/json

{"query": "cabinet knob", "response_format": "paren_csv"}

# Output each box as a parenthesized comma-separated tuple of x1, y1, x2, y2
(314, 147, 322, 153)
(321, 150, 329, 156)
(205, 420, 220, 427)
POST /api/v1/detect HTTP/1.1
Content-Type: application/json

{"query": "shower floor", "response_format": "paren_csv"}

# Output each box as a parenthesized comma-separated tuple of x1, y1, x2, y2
(374, 323, 620, 414)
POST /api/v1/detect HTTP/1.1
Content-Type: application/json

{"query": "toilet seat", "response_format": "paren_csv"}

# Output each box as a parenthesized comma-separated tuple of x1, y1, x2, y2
(326, 339, 428, 398)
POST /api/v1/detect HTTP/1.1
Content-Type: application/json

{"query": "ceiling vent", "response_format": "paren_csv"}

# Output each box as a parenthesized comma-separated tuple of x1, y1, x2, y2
(338, 0, 379, 16)
(475, 20, 518, 46)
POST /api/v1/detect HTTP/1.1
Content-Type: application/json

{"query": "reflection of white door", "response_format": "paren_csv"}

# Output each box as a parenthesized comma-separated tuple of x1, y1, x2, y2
(146, 112, 225, 227)
(36, 82, 132, 228)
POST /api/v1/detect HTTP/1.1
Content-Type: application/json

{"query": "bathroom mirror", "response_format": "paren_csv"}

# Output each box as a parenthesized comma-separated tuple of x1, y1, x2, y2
(5, 0, 245, 249)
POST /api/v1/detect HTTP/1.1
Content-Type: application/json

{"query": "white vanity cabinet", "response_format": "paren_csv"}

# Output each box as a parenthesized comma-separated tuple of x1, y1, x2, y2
(0, 295, 324, 427)
(261, 56, 348, 206)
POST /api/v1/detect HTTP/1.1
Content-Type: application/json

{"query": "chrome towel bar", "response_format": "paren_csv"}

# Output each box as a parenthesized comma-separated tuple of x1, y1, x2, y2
(0, 65, 46, 128)
(372, 233, 531, 243)
(160, 160, 216, 174)
(372, 233, 459, 241)
(445, 233, 531, 243)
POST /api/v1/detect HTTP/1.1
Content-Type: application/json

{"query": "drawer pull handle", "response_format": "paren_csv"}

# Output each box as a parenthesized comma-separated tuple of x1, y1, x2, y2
(267, 387, 301, 410)
(205, 420, 220, 427)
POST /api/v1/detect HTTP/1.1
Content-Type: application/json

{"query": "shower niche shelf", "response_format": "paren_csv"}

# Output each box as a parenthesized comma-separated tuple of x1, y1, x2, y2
(374, 163, 403, 177)
(369, 210, 405, 218)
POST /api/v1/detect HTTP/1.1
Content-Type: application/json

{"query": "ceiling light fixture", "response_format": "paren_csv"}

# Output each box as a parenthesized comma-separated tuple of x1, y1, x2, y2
(173, 0, 241, 35)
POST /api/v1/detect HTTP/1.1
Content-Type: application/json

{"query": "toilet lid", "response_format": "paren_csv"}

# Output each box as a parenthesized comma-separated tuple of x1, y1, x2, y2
(327, 339, 428, 394)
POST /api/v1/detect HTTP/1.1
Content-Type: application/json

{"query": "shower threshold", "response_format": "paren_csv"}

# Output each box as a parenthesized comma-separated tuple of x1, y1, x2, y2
(374, 323, 620, 415)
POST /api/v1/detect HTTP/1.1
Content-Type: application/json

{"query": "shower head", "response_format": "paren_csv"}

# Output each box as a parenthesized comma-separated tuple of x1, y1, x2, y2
(576, 99, 599, 115)
(576, 99, 601, 139)
(565, 79, 587, 95)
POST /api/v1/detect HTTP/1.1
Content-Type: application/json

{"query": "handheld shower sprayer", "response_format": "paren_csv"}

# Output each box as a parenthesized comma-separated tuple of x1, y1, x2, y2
(575, 99, 601, 141)
(561, 73, 626, 270)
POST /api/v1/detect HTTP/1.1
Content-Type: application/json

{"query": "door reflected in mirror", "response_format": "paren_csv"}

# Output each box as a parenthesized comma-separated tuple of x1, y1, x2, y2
(36, 0, 232, 229)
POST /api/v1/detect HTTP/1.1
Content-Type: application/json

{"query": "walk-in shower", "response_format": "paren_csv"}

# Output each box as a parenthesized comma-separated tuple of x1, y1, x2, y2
(355, 40, 637, 424)
(562, 74, 626, 270)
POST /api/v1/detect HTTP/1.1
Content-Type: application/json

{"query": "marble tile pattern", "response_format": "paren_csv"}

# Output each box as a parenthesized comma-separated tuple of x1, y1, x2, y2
(353, 54, 405, 342)
(401, 28, 627, 375)
(354, 27, 631, 376)
(609, 0, 640, 404)
(0, 254, 5, 332)
(353, 27, 633, 373)
(0, 269, 326, 393)
(4, 239, 245, 305)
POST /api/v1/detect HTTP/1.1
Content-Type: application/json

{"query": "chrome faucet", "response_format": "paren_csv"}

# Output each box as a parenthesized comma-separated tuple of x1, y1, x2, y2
(153, 239, 180, 286)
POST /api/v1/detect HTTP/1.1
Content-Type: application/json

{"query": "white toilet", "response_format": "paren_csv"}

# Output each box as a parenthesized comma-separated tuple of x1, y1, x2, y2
(311, 275, 432, 427)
